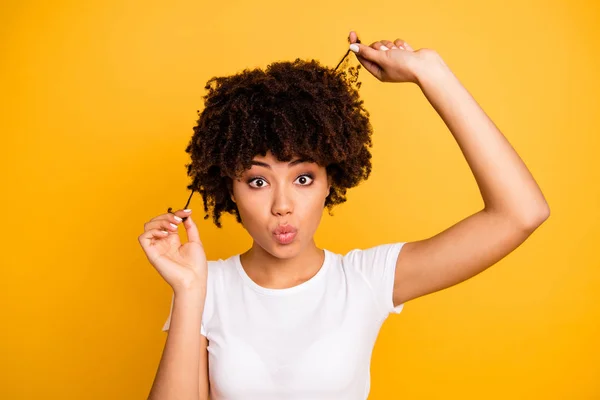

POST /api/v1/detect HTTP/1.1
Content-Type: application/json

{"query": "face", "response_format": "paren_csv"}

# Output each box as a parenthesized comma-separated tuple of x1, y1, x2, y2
(230, 151, 331, 259)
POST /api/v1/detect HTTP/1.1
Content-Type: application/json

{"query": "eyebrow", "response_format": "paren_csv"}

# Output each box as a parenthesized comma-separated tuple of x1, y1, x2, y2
(249, 158, 311, 169)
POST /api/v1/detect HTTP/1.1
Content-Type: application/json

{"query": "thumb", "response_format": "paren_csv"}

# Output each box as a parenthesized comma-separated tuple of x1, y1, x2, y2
(183, 213, 202, 244)
(349, 43, 381, 60)
(349, 43, 383, 79)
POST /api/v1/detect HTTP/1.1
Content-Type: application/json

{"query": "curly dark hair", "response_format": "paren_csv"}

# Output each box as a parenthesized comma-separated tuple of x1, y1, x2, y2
(175, 54, 375, 228)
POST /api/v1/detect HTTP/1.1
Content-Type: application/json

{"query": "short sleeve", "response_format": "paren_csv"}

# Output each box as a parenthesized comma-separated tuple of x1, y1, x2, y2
(161, 292, 207, 337)
(343, 242, 406, 317)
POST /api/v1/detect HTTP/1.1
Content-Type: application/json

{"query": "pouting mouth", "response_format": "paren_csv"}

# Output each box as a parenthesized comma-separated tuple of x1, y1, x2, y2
(273, 225, 297, 235)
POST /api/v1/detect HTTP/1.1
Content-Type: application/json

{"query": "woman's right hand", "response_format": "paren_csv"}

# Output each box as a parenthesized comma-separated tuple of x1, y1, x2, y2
(138, 209, 208, 293)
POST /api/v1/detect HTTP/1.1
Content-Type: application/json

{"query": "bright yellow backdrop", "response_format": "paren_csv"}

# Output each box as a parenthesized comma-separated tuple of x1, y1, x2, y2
(1, 0, 598, 398)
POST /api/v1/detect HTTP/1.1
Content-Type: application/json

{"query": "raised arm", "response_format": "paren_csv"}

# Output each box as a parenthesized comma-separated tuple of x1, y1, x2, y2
(348, 32, 550, 305)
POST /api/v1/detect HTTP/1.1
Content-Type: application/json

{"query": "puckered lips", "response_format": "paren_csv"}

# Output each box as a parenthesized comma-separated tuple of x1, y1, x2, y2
(272, 224, 298, 245)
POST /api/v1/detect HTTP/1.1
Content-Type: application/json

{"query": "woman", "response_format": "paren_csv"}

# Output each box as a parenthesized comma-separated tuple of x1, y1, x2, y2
(138, 31, 550, 399)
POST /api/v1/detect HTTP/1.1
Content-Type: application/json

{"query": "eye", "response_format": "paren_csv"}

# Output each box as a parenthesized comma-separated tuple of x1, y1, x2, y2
(246, 174, 314, 189)
(295, 174, 314, 186)
(247, 177, 267, 188)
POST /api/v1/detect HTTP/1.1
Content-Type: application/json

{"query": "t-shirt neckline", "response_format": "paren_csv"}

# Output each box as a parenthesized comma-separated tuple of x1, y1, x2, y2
(234, 249, 331, 296)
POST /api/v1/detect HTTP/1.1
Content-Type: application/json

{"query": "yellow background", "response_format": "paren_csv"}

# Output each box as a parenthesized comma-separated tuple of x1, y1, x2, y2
(1, 0, 598, 398)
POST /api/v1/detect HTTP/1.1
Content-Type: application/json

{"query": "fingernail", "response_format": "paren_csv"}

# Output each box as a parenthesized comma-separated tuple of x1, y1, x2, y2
(349, 44, 359, 53)
(380, 45, 389, 51)
(170, 223, 177, 229)
(184, 209, 192, 213)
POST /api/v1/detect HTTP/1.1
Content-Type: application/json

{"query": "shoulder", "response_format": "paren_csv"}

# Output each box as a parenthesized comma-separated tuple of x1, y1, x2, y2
(338, 242, 406, 267)
(205, 254, 240, 282)
(201, 255, 238, 311)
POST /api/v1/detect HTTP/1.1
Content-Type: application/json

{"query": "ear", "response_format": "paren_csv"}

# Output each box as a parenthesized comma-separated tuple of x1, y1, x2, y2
(226, 178, 236, 203)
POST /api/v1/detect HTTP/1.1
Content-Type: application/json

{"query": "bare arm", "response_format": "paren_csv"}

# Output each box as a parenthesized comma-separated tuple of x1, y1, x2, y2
(148, 289, 208, 400)
(346, 32, 550, 305)
(415, 55, 549, 222)
(138, 209, 209, 399)
(393, 51, 550, 305)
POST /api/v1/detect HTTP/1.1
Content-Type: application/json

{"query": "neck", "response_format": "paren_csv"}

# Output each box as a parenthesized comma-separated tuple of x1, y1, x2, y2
(240, 240, 325, 289)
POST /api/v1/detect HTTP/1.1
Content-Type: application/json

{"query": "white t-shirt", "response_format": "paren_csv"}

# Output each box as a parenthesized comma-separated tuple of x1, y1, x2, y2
(162, 242, 406, 400)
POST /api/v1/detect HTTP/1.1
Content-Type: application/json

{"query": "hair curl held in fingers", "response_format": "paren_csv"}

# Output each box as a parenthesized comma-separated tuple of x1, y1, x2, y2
(178, 52, 374, 228)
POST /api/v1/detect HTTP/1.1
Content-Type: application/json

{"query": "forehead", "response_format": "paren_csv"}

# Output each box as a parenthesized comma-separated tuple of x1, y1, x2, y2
(251, 151, 314, 165)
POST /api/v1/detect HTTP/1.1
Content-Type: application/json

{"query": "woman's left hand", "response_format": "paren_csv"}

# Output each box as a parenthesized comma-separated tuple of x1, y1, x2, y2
(348, 30, 441, 84)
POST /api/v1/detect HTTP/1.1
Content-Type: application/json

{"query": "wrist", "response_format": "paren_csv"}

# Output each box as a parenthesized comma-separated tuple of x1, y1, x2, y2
(173, 282, 206, 299)
(411, 49, 452, 87)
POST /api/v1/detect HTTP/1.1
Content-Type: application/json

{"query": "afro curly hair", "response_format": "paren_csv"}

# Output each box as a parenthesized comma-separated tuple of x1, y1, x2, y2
(175, 54, 375, 228)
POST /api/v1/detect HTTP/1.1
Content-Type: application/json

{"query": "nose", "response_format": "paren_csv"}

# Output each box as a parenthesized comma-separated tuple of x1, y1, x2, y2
(271, 185, 293, 216)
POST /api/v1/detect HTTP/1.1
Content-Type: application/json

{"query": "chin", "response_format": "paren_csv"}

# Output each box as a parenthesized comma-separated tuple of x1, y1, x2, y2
(263, 235, 302, 259)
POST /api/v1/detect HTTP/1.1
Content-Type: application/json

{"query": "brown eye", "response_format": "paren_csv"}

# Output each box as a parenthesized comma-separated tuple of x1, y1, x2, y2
(295, 174, 314, 186)
(248, 178, 266, 188)
(247, 174, 314, 189)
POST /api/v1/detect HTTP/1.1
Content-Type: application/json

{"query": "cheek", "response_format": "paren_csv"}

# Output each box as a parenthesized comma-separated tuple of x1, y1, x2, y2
(295, 191, 328, 224)
(236, 194, 265, 220)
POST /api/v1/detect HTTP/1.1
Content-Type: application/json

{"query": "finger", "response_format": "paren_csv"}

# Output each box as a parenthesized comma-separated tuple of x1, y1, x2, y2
(138, 228, 170, 247)
(371, 41, 394, 51)
(349, 42, 385, 80)
(145, 211, 186, 232)
(394, 39, 413, 51)
(164, 208, 192, 220)
(182, 213, 202, 245)
(350, 42, 384, 63)
(348, 30, 358, 44)
(148, 208, 191, 225)
(138, 228, 170, 262)
(381, 40, 395, 50)
(369, 41, 386, 51)
(144, 219, 180, 233)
